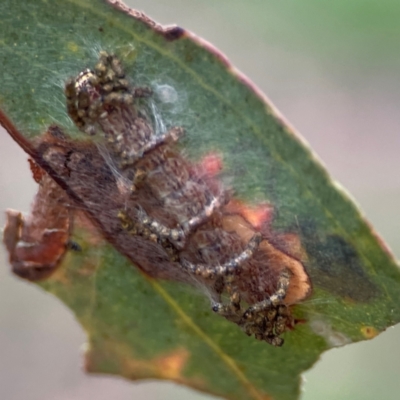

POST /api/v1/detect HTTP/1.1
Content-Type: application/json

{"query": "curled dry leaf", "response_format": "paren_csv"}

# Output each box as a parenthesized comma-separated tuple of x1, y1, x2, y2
(3, 159, 72, 280)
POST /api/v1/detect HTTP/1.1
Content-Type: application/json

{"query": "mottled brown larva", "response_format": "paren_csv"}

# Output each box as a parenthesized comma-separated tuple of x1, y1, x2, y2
(13, 52, 311, 346)
(60, 51, 313, 346)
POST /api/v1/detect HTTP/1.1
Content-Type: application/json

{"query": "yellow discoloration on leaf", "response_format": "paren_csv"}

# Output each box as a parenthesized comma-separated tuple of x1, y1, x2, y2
(76, 262, 98, 277)
(118, 44, 138, 62)
(67, 41, 79, 53)
(86, 340, 195, 383)
(361, 326, 379, 339)
(48, 261, 70, 285)
(122, 348, 192, 381)
(153, 348, 189, 380)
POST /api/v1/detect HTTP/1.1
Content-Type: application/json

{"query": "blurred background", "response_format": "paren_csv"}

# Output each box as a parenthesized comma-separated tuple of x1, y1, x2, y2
(1, 1, 400, 399)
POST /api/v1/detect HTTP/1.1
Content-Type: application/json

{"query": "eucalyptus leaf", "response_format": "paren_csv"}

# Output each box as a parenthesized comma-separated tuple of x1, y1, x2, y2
(1, 1, 400, 400)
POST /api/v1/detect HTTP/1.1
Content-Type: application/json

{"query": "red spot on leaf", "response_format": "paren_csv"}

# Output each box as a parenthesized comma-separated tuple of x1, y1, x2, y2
(225, 199, 274, 229)
(198, 153, 223, 177)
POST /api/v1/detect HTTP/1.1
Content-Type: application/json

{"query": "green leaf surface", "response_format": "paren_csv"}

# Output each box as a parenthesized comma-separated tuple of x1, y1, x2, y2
(1, 1, 400, 400)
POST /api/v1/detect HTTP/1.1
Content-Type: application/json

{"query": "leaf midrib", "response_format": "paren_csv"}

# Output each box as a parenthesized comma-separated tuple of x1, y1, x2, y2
(148, 276, 267, 400)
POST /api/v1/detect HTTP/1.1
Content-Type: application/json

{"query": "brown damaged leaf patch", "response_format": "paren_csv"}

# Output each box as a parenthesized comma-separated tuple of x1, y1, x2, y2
(85, 337, 272, 400)
(86, 340, 191, 381)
